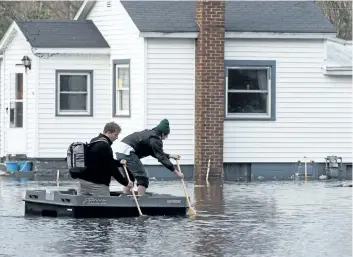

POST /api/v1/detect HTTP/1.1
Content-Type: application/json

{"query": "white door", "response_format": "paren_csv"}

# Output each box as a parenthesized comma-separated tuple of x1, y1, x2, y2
(6, 66, 26, 154)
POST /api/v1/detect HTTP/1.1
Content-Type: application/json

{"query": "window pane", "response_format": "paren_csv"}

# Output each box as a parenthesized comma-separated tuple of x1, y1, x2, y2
(228, 69, 268, 90)
(60, 75, 88, 92)
(117, 67, 129, 89)
(9, 101, 23, 128)
(60, 93, 87, 111)
(117, 90, 129, 112)
(16, 73, 23, 100)
(228, 92, 267, 114)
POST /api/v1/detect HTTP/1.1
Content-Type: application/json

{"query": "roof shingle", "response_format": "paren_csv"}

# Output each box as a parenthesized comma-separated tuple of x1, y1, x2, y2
(17, 20, 110, 48)
(120, 1, 336, 34)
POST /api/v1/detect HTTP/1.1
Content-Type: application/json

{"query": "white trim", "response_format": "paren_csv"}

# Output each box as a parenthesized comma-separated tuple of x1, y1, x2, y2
(33, 48, 110, 55)
(139, 32, 198, 38)
(114, 64, 130, 116)
(74, 0, 89, 20)
(0, 22, 22, 51)
(325, 66, 352, 71)
(225, 66, 272, 119)
(57, 71, 92, 116)
(143, 38, 148, 128)
(74, 0, 97, 20)
(225, 32, 337, 39)
(33, 55, 39, 157)
(139, 31, 337, 39)
(323, 37, 328, 63)
(9, 70, 25, 129)
(0, 52, 5, 156)
(322, 66, 352, 76)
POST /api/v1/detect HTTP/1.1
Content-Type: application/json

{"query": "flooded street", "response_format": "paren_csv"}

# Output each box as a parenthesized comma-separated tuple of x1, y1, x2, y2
(0, 177, 351, 257)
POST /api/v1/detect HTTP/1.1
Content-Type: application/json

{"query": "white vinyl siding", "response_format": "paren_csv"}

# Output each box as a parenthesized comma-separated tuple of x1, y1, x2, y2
(224, 39, 353, 163)
(145, 38, 195, 165)
(86, 0, 145, 140)
(37, 54, 109, 158)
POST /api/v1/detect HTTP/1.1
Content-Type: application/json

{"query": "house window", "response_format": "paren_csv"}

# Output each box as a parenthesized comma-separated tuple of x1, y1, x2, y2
(56, 70, 93, 116)
(113, 60, 130, 117)
(225, 60, 276, 120)
(9, 73, 23, 128)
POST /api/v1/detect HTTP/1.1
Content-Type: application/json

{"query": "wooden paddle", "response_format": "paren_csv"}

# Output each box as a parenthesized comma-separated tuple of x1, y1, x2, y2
(176, 159, 196, 216)
(123, 164, 144, 216)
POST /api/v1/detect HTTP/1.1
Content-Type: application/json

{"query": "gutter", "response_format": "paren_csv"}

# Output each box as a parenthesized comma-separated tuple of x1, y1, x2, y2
(325, 66, 352, 71)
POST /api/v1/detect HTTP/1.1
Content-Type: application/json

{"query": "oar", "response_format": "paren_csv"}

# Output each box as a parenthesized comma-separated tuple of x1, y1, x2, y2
(123, 164, 144, 216)
(176, 159, 196, 216)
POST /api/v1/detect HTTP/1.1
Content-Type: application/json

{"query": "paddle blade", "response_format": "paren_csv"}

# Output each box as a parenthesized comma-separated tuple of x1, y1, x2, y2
(186, 206, 197, 216)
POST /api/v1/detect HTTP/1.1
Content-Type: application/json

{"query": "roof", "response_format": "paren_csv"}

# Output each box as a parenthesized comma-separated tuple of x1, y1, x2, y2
(326, 38, 352, 69)
(16, 20, 110, 48)
(120, 1, 336, 33)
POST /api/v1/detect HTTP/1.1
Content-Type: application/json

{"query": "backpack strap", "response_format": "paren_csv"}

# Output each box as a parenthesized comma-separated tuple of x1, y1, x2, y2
(69, 143, 76, 168)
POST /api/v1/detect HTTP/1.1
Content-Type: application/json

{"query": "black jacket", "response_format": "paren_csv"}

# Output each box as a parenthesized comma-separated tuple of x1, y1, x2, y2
(121, 129, 175, 171)
(79, 134, 129, 186)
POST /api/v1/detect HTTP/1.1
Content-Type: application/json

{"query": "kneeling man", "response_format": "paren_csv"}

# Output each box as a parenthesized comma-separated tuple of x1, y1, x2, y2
(114, 119, 184, 196)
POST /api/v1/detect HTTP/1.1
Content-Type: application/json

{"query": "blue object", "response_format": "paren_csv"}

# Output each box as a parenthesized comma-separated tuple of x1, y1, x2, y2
(5, 161, 18, 172)
(18, 161, 32, 172)
(20, 178, 30, 183)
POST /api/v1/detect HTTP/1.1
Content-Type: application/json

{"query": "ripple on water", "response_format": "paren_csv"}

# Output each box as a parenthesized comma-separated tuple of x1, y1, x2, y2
(0, 178, 351, 257)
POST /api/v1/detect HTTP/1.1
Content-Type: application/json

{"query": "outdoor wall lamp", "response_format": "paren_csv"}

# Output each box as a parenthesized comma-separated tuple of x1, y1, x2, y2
(21, 56, 31, 71)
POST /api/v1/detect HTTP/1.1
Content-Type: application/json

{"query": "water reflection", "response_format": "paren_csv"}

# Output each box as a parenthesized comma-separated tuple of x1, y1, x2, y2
(193, 179, 226, 257)
(56, 219, 114, 256)
(0, 178, 351, 257)
(224, 183, 278, 256)
(51, 215, 150, 256)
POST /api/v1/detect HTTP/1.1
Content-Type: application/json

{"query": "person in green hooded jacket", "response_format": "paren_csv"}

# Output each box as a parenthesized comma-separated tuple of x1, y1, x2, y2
(114, 119, 184, 196)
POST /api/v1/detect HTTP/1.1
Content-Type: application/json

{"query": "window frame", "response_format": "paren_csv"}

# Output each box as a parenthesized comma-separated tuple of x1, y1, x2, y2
(225, 60, 276, 121)
(9, 72, 24, 128)
(112, 59, 131, 117)
(55, 70, 93, 117)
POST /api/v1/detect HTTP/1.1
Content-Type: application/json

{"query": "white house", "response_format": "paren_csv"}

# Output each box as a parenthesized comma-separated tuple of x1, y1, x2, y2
(0, 0, 351, 180)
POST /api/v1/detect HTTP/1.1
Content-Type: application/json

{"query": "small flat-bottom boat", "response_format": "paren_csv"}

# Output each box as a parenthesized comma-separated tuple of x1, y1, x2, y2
(23, 189, 189, 218)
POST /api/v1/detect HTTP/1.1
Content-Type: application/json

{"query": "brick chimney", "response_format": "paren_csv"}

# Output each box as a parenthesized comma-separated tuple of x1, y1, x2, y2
(194, 0, 225, 179)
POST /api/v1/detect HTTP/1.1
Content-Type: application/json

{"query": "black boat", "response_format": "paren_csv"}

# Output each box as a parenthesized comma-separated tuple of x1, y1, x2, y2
(23, 188, 189, 218)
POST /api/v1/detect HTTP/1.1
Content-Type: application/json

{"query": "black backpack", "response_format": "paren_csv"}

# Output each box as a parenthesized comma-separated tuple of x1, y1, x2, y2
(66, 138, 108, 179)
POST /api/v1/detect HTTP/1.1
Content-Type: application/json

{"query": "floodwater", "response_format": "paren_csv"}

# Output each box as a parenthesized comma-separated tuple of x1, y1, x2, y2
(0, 177, 351, 257)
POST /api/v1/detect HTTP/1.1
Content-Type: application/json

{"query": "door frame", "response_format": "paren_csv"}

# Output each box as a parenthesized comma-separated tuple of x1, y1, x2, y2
(6, 65, 27, 155)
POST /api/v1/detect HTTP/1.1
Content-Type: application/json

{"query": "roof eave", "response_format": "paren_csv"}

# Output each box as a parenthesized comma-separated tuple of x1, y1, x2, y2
(33, 47, 110, 55)
(74, 0, 97, 20)
(225, 31, 337, 39)
(0, 21, 26, 51)
(139, 31, 337, 39)
(139, 32, 198, 38)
